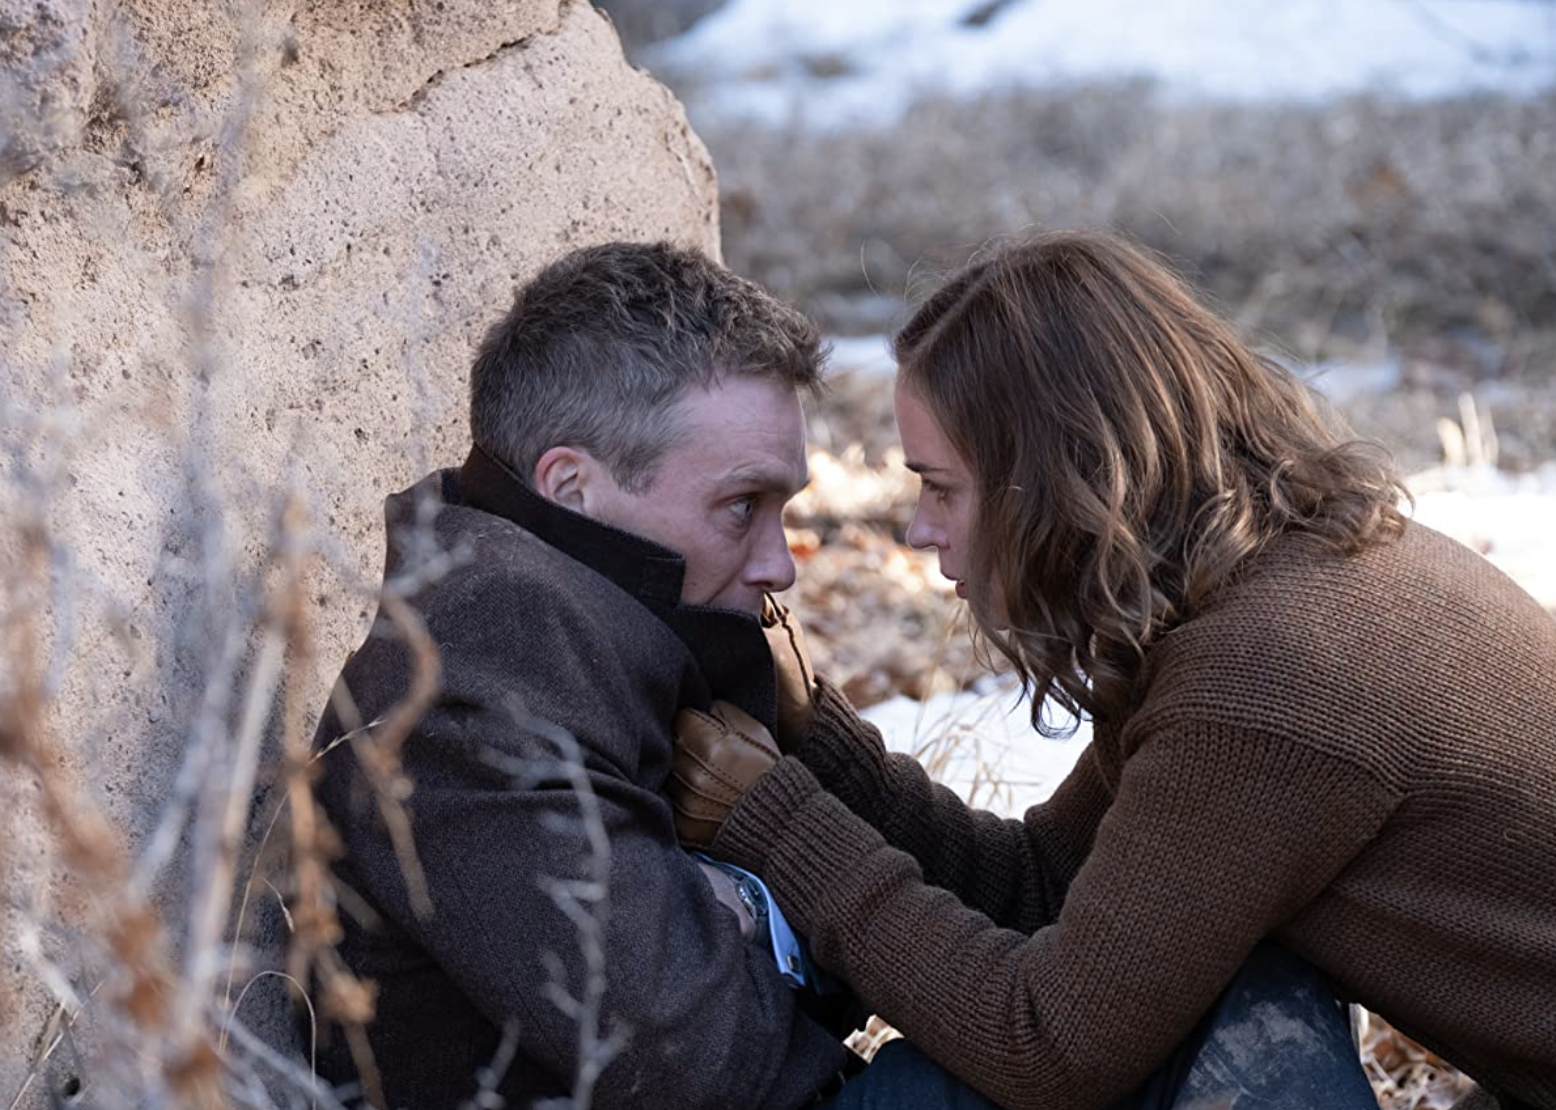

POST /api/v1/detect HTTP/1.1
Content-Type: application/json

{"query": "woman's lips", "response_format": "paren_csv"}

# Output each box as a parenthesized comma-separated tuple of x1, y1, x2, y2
(954, 580, 967, 598)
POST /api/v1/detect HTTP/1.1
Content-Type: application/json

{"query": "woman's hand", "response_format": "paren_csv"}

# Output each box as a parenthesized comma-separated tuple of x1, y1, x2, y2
(670, 700, 780, 850)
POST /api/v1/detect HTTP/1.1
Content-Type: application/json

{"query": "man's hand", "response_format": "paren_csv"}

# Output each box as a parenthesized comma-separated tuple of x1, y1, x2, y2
(697, 860, 757, 940)
(670, 700, 780, 850)
(762, 594, 816, 752)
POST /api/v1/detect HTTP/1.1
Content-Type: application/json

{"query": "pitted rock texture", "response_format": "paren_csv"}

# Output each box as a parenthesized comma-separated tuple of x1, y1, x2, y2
(0, 0, 717, 1102)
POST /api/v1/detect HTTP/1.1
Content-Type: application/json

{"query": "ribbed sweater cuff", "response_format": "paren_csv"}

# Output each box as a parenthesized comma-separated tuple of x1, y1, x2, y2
(714, 756, 887, 937)
(714, 757, 823, 876)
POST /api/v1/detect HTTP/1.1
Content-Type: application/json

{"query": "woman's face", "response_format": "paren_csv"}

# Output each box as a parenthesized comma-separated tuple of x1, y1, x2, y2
(895, 381, 980, 601)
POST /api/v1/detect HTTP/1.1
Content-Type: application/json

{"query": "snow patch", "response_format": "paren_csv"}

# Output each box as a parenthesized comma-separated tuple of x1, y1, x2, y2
(862, 678, 1089, 815)
(655, 0, 1556, 127)
(1408, 463, 1556, 609)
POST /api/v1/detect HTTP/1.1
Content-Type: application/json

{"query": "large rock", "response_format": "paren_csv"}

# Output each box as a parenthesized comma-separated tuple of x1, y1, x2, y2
(0, 0, 717, 1104)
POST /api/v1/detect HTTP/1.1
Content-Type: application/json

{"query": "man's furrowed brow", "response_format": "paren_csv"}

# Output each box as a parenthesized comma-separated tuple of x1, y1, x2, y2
(717, 462, 808, 495)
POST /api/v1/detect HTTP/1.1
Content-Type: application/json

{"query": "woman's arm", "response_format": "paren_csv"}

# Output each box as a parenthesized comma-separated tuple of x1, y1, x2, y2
(715, 721, 1401, 1110)
(791, 678, 1111, 931)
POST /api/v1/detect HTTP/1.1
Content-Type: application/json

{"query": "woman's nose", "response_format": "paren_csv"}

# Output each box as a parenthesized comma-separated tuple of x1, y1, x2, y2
(905, 509, 941, 551)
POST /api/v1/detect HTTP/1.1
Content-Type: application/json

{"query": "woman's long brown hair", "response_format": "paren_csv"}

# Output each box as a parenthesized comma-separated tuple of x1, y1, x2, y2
(894, 231, 1407, 733)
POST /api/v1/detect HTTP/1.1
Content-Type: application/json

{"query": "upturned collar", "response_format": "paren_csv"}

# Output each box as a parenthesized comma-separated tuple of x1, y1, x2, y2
(460, 444, 688, 613)
(456, 445, 778, 730)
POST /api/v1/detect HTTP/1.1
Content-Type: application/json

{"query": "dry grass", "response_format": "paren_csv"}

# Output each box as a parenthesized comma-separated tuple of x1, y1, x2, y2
(1362, 1013, 1476, 1110)
(703, 82, 1556, 354)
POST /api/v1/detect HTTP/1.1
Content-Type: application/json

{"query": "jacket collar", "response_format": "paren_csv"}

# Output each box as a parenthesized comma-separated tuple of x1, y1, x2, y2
(456, 445, 779, 731)
(459, 444, 688, 613)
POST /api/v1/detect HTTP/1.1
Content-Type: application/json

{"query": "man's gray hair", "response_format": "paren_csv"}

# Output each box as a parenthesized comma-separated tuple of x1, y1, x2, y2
(470, 241, 825, 492)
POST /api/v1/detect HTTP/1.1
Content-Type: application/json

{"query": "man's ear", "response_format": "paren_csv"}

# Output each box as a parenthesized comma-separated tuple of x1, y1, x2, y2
(533, 445, 607, 514)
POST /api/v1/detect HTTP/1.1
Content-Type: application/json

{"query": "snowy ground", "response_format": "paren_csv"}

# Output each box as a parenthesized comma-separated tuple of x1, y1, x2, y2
(653, 0, 1556, 126)
(1408, 463, 1556, 608)
(862, 676, 1091, 817)
(862, 460, 1556, 818)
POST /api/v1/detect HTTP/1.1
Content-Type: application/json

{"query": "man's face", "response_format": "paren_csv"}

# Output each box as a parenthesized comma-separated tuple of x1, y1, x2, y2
(586, 377, 809, 614)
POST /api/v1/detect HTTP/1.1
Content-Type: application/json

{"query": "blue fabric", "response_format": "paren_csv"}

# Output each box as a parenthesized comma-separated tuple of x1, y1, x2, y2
(1135, 942, 1379, 1110)
(818, 1040, 1001, 1110)
(818, 942, 1377, 1110)
(697, 854, 817, 989)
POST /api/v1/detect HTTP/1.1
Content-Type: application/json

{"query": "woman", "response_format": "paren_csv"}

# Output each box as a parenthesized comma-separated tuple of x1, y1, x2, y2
(669, 232, 1556, 1110)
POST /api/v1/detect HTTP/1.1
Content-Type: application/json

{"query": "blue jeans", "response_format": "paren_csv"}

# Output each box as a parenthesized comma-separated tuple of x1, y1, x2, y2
(816, 943, 1377, 1110)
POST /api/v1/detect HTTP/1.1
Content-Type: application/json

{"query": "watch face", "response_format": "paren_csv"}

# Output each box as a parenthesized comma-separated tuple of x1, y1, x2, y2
(737, 877, 769, 926)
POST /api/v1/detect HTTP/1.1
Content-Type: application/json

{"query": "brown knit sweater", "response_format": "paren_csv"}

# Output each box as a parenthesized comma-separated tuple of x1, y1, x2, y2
(714, 521, 1556, 1110)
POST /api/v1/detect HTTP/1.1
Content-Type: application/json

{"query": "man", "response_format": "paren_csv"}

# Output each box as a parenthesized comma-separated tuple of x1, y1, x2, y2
(310, 242, 851, 1109)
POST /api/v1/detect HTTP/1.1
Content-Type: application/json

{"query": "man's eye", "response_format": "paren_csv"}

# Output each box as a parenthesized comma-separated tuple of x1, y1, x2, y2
(729, 497, 756, 524)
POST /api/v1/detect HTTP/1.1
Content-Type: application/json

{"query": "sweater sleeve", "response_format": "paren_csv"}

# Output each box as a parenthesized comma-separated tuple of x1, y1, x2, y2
(791, 678, 1112, 929)
(714, 721, 1402, 1110)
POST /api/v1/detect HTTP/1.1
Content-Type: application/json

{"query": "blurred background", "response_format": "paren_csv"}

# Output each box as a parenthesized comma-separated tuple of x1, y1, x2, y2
(601, 4, 1554, 1100)
(608, 0, 1556, 454)
(595, 0, 1556, 709)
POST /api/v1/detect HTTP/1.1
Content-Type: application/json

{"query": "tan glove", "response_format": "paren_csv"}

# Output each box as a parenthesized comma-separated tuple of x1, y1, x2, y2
(670, 700, 780, 850)
(761, 594, 816, 752)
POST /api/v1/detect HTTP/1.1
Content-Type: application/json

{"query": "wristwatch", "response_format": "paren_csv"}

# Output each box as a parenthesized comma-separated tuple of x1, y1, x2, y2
(730, 870, 770, 934)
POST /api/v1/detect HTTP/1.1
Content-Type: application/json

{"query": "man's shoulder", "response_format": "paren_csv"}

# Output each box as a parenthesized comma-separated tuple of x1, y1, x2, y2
(317, 508, 697, 810)
(412, 499, 673, 656)
(337, 494, 694, 731)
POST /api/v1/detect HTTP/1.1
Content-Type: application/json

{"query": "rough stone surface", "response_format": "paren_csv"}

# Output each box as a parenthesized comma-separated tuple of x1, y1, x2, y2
(0, 0, 717, 1102)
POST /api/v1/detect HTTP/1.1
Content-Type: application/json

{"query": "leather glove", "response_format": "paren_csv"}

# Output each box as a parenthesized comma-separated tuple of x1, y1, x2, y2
(670, 700, 780, 850)
(761, 594, 816, 752)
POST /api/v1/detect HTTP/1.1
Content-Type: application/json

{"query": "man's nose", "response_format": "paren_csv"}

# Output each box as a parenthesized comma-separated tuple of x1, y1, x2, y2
(747, 515, 798, 593)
